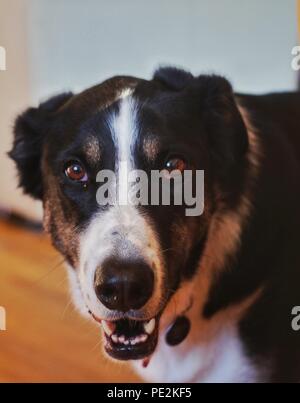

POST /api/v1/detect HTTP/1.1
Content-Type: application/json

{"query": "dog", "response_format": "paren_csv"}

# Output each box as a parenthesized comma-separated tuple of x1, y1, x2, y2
(9, 67, 300, 382)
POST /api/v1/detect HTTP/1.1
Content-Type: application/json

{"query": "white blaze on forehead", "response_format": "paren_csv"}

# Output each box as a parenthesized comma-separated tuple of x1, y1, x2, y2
(111, 88, 137, 164)
(110, 88, 138, 204)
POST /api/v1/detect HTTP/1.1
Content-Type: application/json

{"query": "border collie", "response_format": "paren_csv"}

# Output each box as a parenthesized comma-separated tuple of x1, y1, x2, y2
(9, 67, 300, 382)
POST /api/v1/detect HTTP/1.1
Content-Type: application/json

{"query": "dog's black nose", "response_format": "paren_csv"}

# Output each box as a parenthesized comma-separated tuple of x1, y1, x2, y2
(94, 258, 154, 311)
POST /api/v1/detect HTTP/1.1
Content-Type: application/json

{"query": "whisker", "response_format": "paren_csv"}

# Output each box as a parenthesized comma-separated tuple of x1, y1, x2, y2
(161, 247, 176, 254)
(31, 256, 67, 286)
(90, 338, 103, 353)
(61, 297, 74, 320)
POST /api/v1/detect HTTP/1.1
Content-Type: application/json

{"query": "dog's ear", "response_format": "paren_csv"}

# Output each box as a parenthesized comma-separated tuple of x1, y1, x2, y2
(153, 68, 248, 166)
(194, 75, 249, 168)
(153, 66, 194, 90)
(8, 92, 73, 200)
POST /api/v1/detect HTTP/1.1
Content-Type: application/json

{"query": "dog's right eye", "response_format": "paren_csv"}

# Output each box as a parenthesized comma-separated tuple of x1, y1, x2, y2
(64, 161, 88, 182)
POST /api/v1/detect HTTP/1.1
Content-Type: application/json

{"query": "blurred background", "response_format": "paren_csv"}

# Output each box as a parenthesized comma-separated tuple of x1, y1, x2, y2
(0, 0, 298, 382)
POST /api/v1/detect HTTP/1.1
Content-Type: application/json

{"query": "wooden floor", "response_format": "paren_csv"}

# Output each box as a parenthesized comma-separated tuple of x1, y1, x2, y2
(0, 220, 140, 383)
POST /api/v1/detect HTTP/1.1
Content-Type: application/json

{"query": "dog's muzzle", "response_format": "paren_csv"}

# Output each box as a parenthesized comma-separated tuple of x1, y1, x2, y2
(91, 256, 160, 360)
(79, 208, 165, 360)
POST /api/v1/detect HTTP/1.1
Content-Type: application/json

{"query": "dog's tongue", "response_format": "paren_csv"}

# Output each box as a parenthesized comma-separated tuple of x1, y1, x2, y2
(142, 315, 191, 368)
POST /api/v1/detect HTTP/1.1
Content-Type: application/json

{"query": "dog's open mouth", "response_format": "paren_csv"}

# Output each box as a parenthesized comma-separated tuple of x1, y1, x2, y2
(98, 316, 160, 360)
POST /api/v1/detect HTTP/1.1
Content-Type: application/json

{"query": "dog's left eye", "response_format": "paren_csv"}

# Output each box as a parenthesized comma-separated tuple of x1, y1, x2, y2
(64, 161, 88, 182)
(165, 157, 187, 173)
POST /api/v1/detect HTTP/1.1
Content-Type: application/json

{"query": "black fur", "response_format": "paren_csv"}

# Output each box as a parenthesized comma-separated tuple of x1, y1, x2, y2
(8, 93, 73, 199)
(153, 66, 194, 90)
(204, 92, 300, 381)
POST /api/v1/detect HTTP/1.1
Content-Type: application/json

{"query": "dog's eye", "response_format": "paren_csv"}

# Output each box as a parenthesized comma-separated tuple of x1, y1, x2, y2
(165, 157, 187, 174)
(65, 161, 88, 182)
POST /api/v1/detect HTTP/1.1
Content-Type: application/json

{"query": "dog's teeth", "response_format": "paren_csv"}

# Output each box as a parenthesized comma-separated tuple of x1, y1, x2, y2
(140, 334, 148, 343)
(136, 334, 147, 344)
(111, 334, 118, 344)
(144, 318, 155, 335)
(102, 320, 116, 336)
(118, 335, 125, 344)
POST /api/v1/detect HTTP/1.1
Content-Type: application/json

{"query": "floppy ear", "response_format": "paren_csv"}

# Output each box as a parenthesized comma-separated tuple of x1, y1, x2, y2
(154, 67, 248, 167)
(153, 66, 194, 90)
(195, 75, 249, 167)
(8, 92, 73, 200)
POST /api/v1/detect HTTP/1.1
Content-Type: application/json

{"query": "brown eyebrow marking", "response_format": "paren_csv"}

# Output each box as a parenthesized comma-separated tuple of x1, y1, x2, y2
(83, 135, 101, 164)
(142, 135, 160, 161)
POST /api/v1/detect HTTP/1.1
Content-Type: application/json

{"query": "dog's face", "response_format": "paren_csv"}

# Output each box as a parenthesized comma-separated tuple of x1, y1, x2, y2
(9, 67, 248, 361)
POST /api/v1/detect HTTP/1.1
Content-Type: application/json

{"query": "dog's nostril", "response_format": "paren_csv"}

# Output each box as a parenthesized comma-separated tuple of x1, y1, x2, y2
(95, 283, 115, 300)
(94, 258, 154, 312)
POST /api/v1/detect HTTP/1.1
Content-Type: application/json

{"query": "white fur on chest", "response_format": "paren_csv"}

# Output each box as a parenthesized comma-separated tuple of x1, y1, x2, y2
(133, 322, 258, 383)
(134, 327, 257, 383)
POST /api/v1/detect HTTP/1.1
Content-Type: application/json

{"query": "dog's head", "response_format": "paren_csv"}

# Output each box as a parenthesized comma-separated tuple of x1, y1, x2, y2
(9, 67, 249, 360)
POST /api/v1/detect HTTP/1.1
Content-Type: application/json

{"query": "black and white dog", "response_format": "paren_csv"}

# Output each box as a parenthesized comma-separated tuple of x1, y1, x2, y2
(9, 67, 300, 382)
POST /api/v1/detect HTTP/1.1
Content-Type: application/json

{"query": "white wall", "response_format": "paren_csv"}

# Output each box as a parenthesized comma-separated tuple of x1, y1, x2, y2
(28, 0, 297, 102)
(0, 0, 42, 220)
